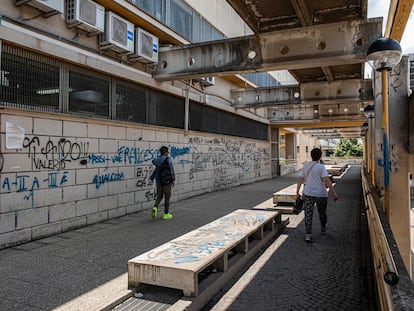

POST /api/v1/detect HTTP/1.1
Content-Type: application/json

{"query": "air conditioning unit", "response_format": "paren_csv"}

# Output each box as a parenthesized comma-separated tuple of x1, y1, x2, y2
(14, 0, 64, 14)
(66, 0, 105, 34)
(129, 28, 159, 64)
(200, 77, 216, 87)
(100, 12, 134, 54)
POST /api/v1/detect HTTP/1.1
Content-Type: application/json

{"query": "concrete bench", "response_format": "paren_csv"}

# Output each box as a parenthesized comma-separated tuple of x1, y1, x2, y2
(325, 164, 347, 176)
(273, 184, 300, 206)
(272, 182, 335, 213)
(128, 209, 282, 297)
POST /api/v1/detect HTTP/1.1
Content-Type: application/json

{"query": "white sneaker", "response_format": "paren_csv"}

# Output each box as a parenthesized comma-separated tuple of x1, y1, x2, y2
(305, 234, 313, 243)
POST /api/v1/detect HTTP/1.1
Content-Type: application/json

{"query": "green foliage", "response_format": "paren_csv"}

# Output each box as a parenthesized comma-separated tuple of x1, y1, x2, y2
(332, 138, 364, 157)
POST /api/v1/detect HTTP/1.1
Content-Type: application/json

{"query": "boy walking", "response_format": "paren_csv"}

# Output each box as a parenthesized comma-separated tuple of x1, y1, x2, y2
(150, 146, 175, 220)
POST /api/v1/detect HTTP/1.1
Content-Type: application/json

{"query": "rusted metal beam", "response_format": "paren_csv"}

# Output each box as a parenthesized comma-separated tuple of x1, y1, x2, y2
(230, 79, 372, 108)
(153, 18, 382, 81)
(290, 0, 313, 27)
(321, 66, 334, 82)
(290, 0, 335, 83)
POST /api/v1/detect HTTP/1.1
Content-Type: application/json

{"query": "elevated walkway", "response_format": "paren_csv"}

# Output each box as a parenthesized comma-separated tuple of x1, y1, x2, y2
(0, 166, 379, 310)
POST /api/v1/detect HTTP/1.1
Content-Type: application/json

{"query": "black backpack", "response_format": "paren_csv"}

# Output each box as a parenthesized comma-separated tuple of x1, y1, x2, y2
(158, 157, 173, 186)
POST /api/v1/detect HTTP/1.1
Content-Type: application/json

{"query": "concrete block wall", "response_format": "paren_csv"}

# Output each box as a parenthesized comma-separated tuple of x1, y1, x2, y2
(0, 113, 271, 249)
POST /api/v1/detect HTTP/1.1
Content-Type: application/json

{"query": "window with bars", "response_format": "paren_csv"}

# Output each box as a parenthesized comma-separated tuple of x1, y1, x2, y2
(189, 101, 268, 140)
(69, 71, 110, 117)
(0, 45, 60, 112)
(0, 43, 268, 141)
(115, 82, 148, 123)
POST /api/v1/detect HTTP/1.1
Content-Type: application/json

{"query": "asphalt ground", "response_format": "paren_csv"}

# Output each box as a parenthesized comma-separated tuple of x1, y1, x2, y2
(0, 165, 376, 310)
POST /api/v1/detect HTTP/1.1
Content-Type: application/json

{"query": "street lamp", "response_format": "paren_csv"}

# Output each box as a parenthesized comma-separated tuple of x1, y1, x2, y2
(366, 37, 402, 218)
(363, 104, 375, 119)
(363, 104, 375, 185)
(367, 37, 402, 71)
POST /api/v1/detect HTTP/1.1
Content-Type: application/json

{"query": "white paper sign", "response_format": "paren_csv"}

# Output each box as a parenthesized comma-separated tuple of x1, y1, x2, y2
(6, 121, 25, 149)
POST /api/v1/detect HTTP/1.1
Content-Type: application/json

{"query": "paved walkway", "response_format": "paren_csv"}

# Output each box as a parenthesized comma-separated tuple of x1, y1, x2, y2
(0, 165, 376, 310)
(206, 165, 375, 310)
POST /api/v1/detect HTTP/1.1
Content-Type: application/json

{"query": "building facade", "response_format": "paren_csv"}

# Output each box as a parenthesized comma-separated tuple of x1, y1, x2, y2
(0, 0, 285, 248)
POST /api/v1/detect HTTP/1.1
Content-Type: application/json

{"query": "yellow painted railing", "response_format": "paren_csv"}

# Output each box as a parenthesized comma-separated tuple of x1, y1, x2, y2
(361, 168, 399, 311)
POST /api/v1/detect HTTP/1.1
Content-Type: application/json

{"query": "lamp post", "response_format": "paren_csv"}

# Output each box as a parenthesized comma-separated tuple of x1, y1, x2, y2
(363, 104, 375, 186)
(366, 37, 402, 218)
(361, 121, 369, 172)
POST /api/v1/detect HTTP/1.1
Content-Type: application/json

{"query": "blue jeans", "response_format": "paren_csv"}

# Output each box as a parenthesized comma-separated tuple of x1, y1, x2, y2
(303, 195, 328, 235)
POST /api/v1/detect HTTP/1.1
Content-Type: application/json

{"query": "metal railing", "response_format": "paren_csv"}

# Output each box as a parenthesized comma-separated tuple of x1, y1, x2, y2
(361, 167, 414, 311)
(361, 171, 397, 310)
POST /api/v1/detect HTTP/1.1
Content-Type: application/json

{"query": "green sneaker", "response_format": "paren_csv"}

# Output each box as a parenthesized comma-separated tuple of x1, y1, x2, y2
(162, 213, 173, 220)
(151, 207, 158, 219)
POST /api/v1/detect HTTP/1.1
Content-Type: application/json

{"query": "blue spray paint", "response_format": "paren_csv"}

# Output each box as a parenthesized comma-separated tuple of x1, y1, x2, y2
(383, 133, 389, 188)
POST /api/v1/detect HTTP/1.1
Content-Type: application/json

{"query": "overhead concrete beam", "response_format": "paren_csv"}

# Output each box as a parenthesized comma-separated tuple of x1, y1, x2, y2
(267, 103, 366, 124)
(153, 18, 382, 81)
(231, 79, 372, 108)
(300, 79, 373, 104)
(269, 118, 365, 128)
(231, 85, 301, 108)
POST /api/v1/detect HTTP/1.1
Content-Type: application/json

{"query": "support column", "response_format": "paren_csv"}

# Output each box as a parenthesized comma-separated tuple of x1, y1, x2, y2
(386, 56, 411, 274)
(370, 118, 375, 186)
(382, 69, 390, 218)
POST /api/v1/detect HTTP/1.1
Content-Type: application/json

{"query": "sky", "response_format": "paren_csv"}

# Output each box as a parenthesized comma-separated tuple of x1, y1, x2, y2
(368, 0, 414, 54)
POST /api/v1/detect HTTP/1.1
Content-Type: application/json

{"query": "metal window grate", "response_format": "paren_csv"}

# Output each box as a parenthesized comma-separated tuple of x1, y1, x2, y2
(149, 90, 184, 129)
(190, 101, 268, 140)
(0, 44, 60, 112)
(115, 82, 148, 123)
(0, 43, 268, 140)
(69, 70, 109, 117)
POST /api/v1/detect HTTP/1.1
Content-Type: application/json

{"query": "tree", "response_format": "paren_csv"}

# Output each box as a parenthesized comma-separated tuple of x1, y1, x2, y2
(332, 138, 363, 157)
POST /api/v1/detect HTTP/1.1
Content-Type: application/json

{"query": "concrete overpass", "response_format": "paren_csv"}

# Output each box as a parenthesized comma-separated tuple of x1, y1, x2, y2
(149, 0, 414, 294)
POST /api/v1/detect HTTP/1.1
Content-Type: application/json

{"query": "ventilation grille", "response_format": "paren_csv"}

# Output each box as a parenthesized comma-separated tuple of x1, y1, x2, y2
(79, 0, 97, 26)
(112, 16, 128, 46)
(139, 31, 153, 58)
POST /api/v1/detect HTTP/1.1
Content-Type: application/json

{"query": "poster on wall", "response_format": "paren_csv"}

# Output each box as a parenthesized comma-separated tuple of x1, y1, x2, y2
(6, 121, 25, 149)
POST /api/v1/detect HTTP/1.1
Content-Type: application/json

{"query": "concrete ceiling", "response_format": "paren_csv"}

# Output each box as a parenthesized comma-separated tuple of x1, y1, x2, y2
(223, 0, 371, 139)
(151, 0, 412, 139)
(226, 0, 368, 84)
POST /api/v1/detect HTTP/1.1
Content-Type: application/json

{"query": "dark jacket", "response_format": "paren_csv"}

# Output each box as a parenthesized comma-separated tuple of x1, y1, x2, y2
(150, 155, 175, 184)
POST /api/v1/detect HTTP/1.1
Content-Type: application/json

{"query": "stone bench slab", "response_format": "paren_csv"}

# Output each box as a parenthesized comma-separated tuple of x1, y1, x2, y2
(128, 209, 279, 296)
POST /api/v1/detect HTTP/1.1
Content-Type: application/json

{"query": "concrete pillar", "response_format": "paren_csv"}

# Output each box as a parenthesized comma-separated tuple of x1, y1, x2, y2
(286, 133, 295, 161)
(374, 56, 412, 274)
(270, 128, 279, 176)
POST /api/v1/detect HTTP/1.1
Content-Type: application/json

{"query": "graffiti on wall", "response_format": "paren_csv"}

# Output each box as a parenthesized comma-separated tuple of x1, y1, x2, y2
(2, 132, 269, 205)
(23, 137, 89, 170)
(2, 171, 69, 205)
(136, 165, 154, 188)
(186, 136, 269, 189)
(93, 170, 125, 189)
(135, 211, 269, 265)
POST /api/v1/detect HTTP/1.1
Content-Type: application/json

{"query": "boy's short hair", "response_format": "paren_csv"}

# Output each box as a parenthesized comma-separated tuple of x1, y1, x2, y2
(311, 148, 322, 161)
(160, 146, 169, 155)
